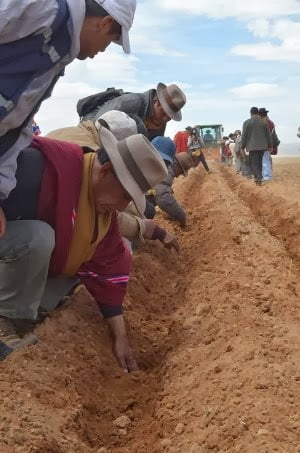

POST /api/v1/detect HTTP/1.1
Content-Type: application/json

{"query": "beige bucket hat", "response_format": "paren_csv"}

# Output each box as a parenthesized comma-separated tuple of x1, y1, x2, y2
(175, 152, 195, 176)
(96, 110, 137, 140)
(156, 83, 186, 121)
(100, 127, 168, 215)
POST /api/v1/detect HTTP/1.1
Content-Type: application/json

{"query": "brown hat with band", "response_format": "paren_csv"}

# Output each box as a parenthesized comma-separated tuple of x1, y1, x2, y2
(175, 152, 195, 176)
(99, 127, 168, 215)
(156, 83, 186, 121)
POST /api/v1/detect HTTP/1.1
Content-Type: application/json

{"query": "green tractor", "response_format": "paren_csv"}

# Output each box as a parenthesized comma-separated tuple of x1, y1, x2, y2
(194, 124, 224, 159)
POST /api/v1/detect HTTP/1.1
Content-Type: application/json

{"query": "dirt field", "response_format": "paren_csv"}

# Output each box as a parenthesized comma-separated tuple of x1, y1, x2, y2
(1, 158, 300, 453)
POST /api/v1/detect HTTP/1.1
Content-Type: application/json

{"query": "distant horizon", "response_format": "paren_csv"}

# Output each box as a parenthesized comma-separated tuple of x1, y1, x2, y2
(277, 143, 300, 156)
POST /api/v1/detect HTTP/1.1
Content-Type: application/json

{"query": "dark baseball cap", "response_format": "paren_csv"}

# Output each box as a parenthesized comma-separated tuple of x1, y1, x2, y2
(250, 106, 259, 114)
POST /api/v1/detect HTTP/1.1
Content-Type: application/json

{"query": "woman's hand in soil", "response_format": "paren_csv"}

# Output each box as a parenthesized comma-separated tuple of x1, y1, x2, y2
(107, 315, 138, 373)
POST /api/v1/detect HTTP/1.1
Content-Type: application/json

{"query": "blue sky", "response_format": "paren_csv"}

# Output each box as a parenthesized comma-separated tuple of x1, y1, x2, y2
(39, 0, 300, 144)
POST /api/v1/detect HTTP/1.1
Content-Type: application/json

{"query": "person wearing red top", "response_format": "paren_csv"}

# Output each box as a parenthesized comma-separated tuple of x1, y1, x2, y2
(174, 126, 192, 153)
(0, 129, 167, 370)
(258, 107, 280, 181)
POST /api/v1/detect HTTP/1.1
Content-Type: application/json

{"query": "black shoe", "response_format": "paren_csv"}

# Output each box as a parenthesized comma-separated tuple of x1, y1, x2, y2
(0, 340, 13, 361)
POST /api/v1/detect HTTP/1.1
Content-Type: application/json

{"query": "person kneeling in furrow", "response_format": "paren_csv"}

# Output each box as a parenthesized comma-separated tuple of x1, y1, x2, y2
(0, 128, 167, 371)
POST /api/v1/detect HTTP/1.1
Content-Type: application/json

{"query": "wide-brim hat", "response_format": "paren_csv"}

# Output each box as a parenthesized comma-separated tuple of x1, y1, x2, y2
(95, 0, 137, 54)
(156, 83, 186, 121)
(175, 152, 195, 176)
(258, 107, 269, 115)
(100, 127, 168, 215)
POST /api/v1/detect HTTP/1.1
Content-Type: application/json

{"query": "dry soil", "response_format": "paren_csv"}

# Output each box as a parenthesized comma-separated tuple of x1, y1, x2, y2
(0, 158, 300, 453)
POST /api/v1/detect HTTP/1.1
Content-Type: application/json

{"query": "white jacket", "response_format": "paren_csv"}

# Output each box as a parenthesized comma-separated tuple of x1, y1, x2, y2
(0, 0, 85, 200)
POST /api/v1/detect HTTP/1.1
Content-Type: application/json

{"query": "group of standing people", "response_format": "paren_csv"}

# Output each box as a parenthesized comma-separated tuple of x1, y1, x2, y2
(222, 107, 279, 185)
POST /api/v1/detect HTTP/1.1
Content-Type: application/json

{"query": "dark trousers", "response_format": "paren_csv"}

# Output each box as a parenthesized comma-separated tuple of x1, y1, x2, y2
(241, 155, 252, 177)
(249, 150, 265, 182)
(144, 196, 156, 219)
(200, 152, 210, 172)
(195, 152, 210, 172)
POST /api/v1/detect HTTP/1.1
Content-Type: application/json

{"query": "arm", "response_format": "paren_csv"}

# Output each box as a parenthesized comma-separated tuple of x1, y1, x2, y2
(0, 0, 58, 206)
(241, 121, 248, 150)
(272, 128, 280, 147)
(118, 211, 179, 252)
(0, 124, 33, 232)
(198, 135, 205, 148)
(234, 137, 241, 154)
(265, 122, 272, 149)
(78, 215, 137, 372)
(118, 210, 146, 243)
(155, 175, 186, 226)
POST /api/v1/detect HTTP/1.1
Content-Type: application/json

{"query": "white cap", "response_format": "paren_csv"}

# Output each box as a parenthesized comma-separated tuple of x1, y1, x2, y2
(96, 110, 137, 140)
(94, 0, 136, 53)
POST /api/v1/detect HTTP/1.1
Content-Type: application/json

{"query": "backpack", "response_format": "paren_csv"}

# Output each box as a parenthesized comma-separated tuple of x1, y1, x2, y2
(76, 87, 125, 119)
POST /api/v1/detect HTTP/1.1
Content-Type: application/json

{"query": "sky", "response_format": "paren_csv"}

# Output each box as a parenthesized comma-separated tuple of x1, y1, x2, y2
(38, 0, 300, 146)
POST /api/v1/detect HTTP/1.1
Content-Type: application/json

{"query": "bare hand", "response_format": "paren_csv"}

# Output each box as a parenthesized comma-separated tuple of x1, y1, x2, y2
(192, 150, 201, 157)
(0, 207, 6, 238)
(113, 335, 138, 373)
(107, 315, 138, 373)
(163, 232, 180, 253)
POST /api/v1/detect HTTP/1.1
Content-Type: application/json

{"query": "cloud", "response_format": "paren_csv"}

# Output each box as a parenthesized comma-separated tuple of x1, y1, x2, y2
(231, 41, 300, 62)
(130, 1, 184, 56)
(36, 0, 300, 146)
(154, 0, 300, 66)
(38, 48, 143, 134)
(156, 0, 300, 19)
(130, 34, 185, 57)
(73, 51, 140, 86)
(230, 83, 284, 99)
(232, 19, 300, 62)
